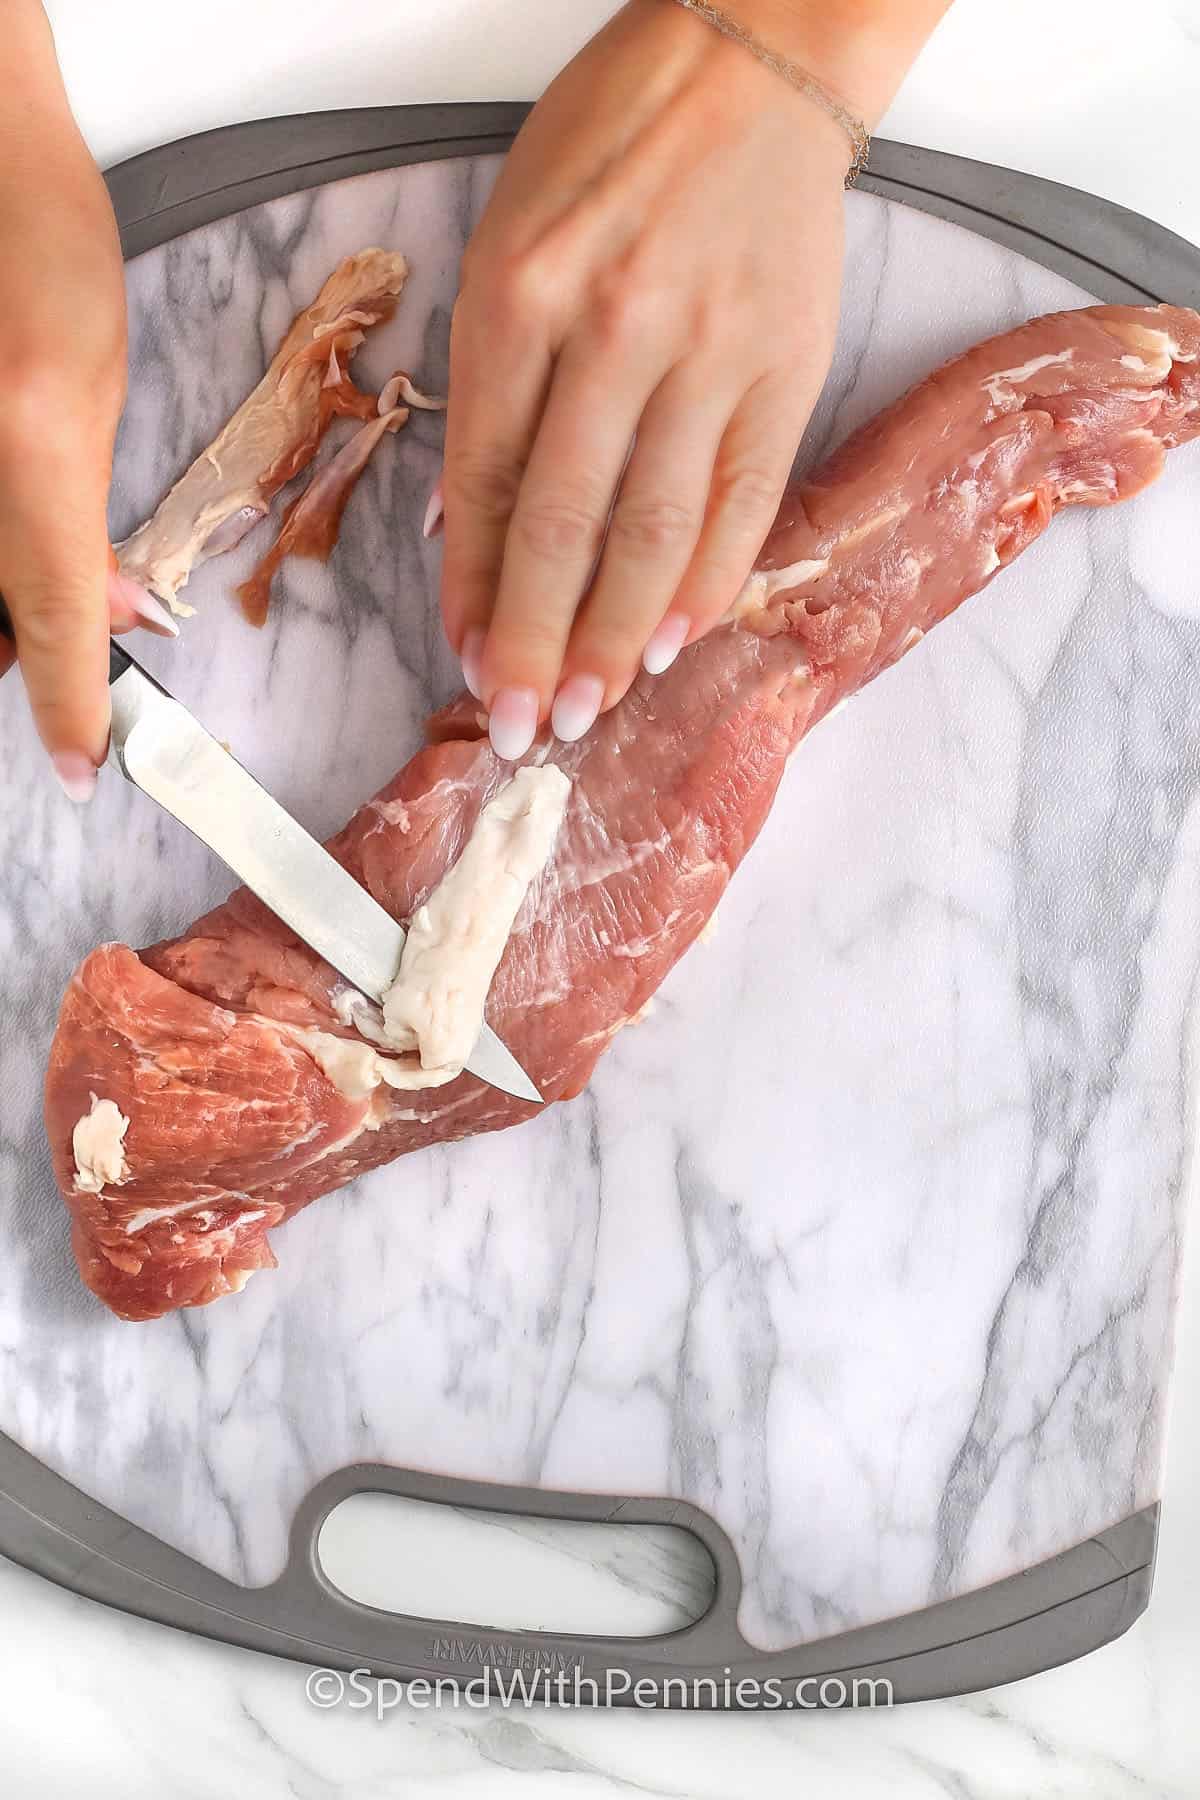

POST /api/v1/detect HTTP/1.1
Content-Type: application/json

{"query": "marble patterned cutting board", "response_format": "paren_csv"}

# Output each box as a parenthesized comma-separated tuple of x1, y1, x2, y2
(0, 155, 1195, 1657)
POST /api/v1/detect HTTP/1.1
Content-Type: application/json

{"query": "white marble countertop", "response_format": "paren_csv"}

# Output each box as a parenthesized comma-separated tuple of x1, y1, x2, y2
(3, 3, 1199, 1795)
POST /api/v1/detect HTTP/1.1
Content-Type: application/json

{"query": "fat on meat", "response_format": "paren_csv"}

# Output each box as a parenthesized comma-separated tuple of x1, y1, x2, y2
(46, 303, 1200, 1320)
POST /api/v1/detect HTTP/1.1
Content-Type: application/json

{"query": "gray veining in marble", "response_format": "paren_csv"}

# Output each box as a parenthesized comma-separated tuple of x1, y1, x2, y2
(0, 157, 1196, 1656)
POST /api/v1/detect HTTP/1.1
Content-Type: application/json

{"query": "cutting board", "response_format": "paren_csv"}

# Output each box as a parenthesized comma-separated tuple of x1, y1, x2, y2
(0, 108, 1197, 1701)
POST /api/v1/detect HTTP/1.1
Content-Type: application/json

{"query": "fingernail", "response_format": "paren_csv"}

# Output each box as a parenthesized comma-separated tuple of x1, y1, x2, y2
(460, 627, 486, 699)
(551, 673, 605, 744)
(642, 612, 690, 676)
(108, 570, 179, 638)
(52, 751, 98, 805)
(488, 687, 539, 761)
(423, 475, 445, 540)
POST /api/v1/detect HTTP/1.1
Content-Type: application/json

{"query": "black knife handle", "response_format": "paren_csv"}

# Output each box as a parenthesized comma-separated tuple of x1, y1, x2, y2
(0, 589, 133, 685)
(109, 631, 134, 684)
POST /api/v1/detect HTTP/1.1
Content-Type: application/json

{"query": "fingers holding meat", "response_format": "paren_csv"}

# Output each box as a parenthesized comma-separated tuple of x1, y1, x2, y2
(437, 1, 850, 759)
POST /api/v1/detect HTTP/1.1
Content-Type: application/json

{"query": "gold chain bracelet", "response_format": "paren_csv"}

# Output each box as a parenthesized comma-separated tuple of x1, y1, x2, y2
(670, 0, 871, 186)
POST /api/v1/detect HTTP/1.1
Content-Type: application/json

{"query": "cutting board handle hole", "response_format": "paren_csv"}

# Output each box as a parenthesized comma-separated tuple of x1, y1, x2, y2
(316, 1492, 716, 1637)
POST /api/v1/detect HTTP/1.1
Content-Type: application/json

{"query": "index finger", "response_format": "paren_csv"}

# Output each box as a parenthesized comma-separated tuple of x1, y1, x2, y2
(0, 505, 112, 795)
(439, 284, 554, 671)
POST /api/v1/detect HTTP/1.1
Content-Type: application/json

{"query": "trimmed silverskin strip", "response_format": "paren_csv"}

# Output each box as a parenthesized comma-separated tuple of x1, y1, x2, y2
(108, 662, 542, 1104)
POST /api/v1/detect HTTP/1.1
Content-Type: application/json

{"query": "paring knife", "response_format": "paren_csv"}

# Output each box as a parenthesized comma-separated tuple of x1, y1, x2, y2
(0, 607, 542, 1104)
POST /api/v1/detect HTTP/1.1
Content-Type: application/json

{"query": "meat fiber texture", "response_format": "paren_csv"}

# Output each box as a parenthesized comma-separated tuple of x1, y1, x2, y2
(46, 304, 1200, 1320)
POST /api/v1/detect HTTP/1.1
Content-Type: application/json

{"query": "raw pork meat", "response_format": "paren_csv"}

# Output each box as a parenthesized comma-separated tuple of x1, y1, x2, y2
(235, 375, 446, 625)
(46, 303, 1200, 1320)
(235, 400, 409, 625)
(116, 249, 409, 615)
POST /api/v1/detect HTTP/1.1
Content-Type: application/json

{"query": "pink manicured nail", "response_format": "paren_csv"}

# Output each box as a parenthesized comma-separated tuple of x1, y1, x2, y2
(551, 673, 605, 744)
(460, 627, 486, 699)
(108, 569, 179, 638)
(423, 475, 445, 540)
(52, 751, 98, 805)
(488, 687, 539, 761)
(642, 612, 690, 676)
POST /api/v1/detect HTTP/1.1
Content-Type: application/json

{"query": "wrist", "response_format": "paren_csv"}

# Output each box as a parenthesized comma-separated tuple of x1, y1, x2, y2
(708, 0, 948, 128)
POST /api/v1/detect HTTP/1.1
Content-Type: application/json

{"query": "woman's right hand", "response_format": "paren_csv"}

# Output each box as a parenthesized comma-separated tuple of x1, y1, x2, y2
(0, 1, 174, 803)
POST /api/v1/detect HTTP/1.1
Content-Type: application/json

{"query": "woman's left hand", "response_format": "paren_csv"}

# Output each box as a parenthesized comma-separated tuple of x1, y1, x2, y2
(439, 0, 859, 757)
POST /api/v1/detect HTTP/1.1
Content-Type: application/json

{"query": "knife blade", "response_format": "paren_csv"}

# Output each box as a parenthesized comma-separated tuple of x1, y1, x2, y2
(0, 603, 541, 1104)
